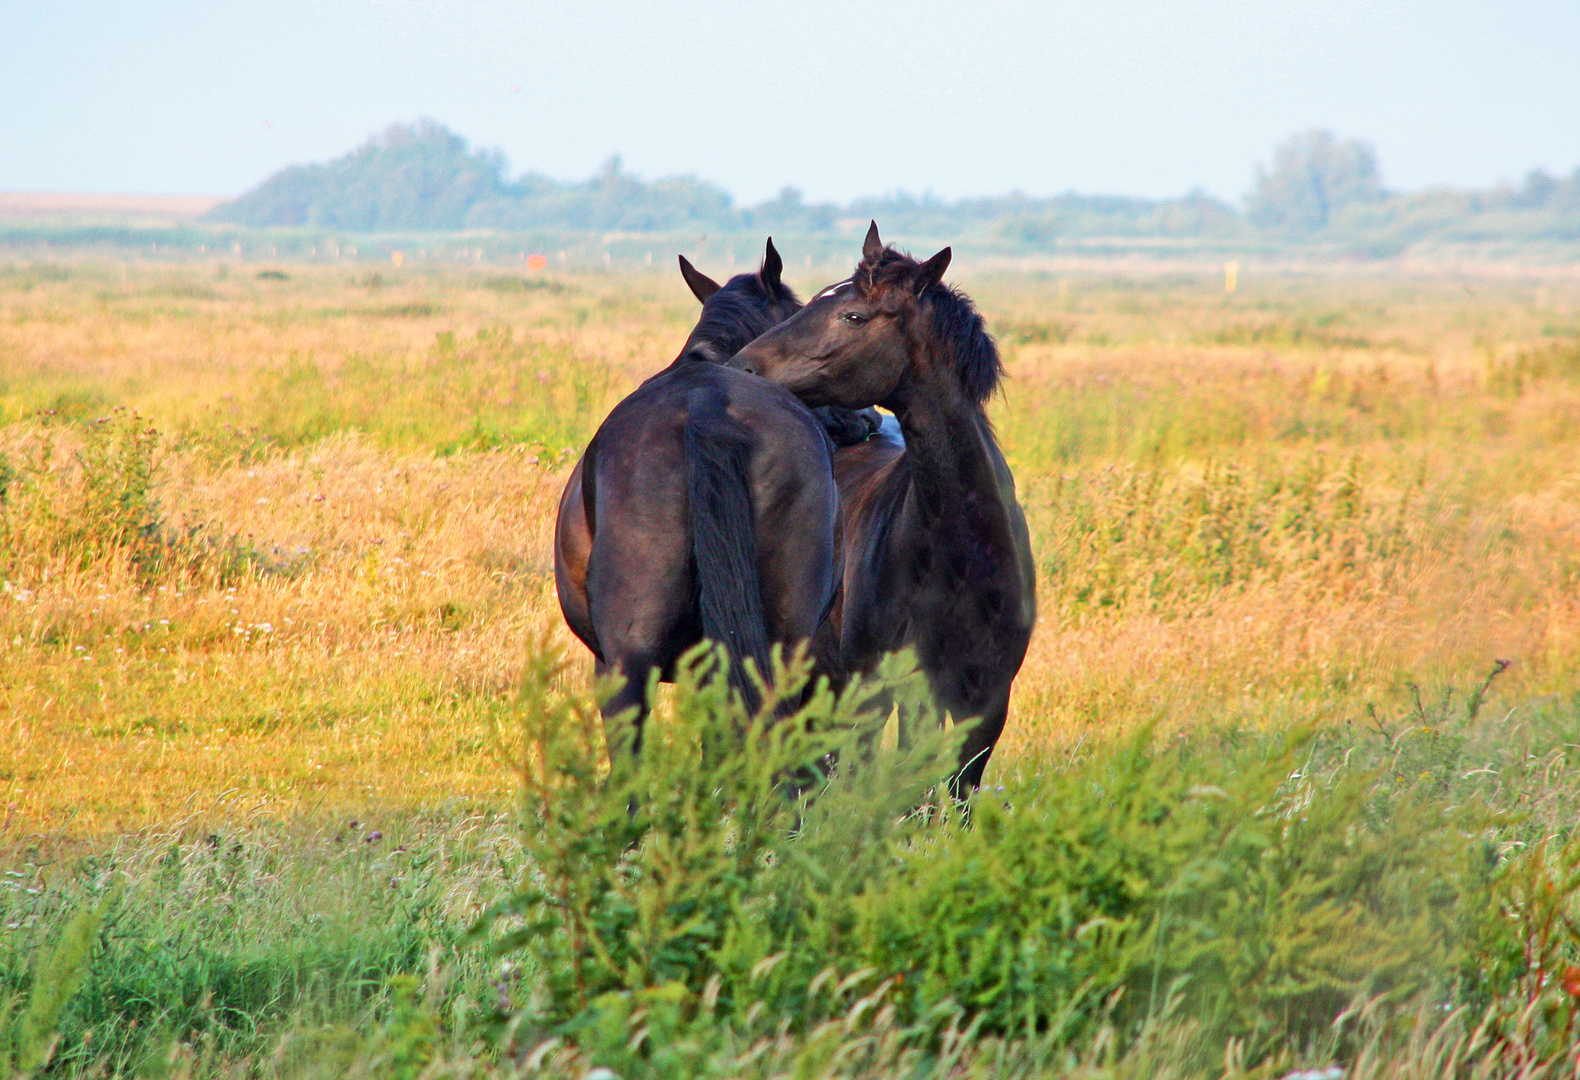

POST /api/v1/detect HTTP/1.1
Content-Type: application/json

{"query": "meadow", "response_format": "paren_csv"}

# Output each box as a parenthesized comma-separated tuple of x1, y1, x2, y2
(2, 254, 1580, 1077)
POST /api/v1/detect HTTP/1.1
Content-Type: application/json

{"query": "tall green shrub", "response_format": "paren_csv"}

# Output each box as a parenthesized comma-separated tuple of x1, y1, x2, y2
(470, 645, 962, 1064)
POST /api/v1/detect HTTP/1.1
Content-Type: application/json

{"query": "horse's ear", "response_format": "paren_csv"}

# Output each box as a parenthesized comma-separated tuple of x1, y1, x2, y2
(914, 246, 951, 292)
(678, 255, 721, 303)
(862, 221, 883, 260)
(759, 237, 783, 290)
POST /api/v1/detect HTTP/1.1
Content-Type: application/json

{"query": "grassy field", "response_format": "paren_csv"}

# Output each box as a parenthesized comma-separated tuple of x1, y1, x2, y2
(2, 255, 1580, 1076)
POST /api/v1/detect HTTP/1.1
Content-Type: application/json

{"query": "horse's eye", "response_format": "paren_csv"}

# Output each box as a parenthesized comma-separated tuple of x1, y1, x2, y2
(840, 311, 867, 325)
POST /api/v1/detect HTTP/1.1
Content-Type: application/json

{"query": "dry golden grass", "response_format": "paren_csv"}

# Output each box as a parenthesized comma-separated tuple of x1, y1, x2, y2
(1, 432, 573, 832)
(3, 258, 1579, 837)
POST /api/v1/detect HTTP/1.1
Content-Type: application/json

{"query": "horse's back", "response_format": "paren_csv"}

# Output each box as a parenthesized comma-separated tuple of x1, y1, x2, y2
(575, 362, 841, 681)
(580, 374, 696, 676)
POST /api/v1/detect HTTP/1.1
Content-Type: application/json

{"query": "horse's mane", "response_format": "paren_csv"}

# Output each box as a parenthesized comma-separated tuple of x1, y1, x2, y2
(680, 272, 801, 363)
(853, 247, 1003, 404)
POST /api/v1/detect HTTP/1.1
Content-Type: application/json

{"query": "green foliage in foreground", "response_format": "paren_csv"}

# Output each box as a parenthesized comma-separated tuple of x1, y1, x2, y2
(0, 807, 502, 1077)
(4, 649, 1580, 1077)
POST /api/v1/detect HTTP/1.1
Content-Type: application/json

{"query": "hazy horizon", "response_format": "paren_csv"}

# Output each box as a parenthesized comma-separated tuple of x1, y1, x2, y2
(5, 0, 1578, 205)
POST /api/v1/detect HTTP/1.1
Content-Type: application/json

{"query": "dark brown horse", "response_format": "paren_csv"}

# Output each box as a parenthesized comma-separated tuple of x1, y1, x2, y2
(555, 240, 842, 749)
(730, 224, 1036, 796)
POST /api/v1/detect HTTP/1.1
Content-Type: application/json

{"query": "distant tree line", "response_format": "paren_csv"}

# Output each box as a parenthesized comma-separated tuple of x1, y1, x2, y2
(208, 120, 1580, 253)
(209, 121, 746, 233)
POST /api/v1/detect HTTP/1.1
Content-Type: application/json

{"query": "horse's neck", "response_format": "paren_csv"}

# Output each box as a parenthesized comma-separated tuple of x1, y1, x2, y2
(888, 354, 1007, 521)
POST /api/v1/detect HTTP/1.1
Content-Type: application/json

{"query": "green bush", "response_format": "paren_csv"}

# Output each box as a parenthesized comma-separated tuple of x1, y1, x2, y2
(469, 645, 962, 1069)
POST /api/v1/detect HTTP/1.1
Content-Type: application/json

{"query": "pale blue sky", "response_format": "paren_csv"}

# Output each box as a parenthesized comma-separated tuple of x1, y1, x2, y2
(3, 0, 1577, 204)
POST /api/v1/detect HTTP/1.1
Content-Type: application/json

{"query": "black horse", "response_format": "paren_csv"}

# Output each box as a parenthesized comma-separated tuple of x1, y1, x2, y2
(555, 239, 844, 749)
(731, 224, 1036, 796)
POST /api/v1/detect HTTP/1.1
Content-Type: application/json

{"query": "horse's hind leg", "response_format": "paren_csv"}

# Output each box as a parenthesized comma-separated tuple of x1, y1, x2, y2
(754, 481, 839, 704)
(585, 456, 694, 756)
(587, 539, 693, 758)
(597, 653, 656, 756)
(593, 596, 687, 821)
(756, 488, 839, 801)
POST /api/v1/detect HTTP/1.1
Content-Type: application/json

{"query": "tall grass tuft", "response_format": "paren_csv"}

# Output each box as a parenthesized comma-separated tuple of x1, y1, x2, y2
(237, 326, 615, 455)
(1, 892, 110, 1077)
(0, 410, 260, 587)
(1036, 452, 1426, 617)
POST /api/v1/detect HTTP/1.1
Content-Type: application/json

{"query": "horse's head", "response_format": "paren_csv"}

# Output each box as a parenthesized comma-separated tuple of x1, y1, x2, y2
(674, 238, 802, 365)
(727, 222, 980, 411)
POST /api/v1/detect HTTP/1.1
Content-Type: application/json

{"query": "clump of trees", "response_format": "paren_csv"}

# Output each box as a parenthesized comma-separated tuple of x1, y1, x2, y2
(210, 122, 742, 232)
(465, 155, 739, 232)
(1246, 129, 1385, 232)
(210, 120, 510, 231)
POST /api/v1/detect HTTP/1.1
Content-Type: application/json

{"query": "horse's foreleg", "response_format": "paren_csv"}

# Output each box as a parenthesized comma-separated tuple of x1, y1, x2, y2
(950, 697, 1008, 802)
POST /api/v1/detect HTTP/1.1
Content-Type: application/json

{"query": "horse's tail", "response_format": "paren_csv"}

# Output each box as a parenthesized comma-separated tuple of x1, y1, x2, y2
(685, 387, 771, 713)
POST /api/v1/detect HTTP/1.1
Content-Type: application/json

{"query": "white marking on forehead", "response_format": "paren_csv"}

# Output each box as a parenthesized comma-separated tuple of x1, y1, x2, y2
(812, 279, 853, 302)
